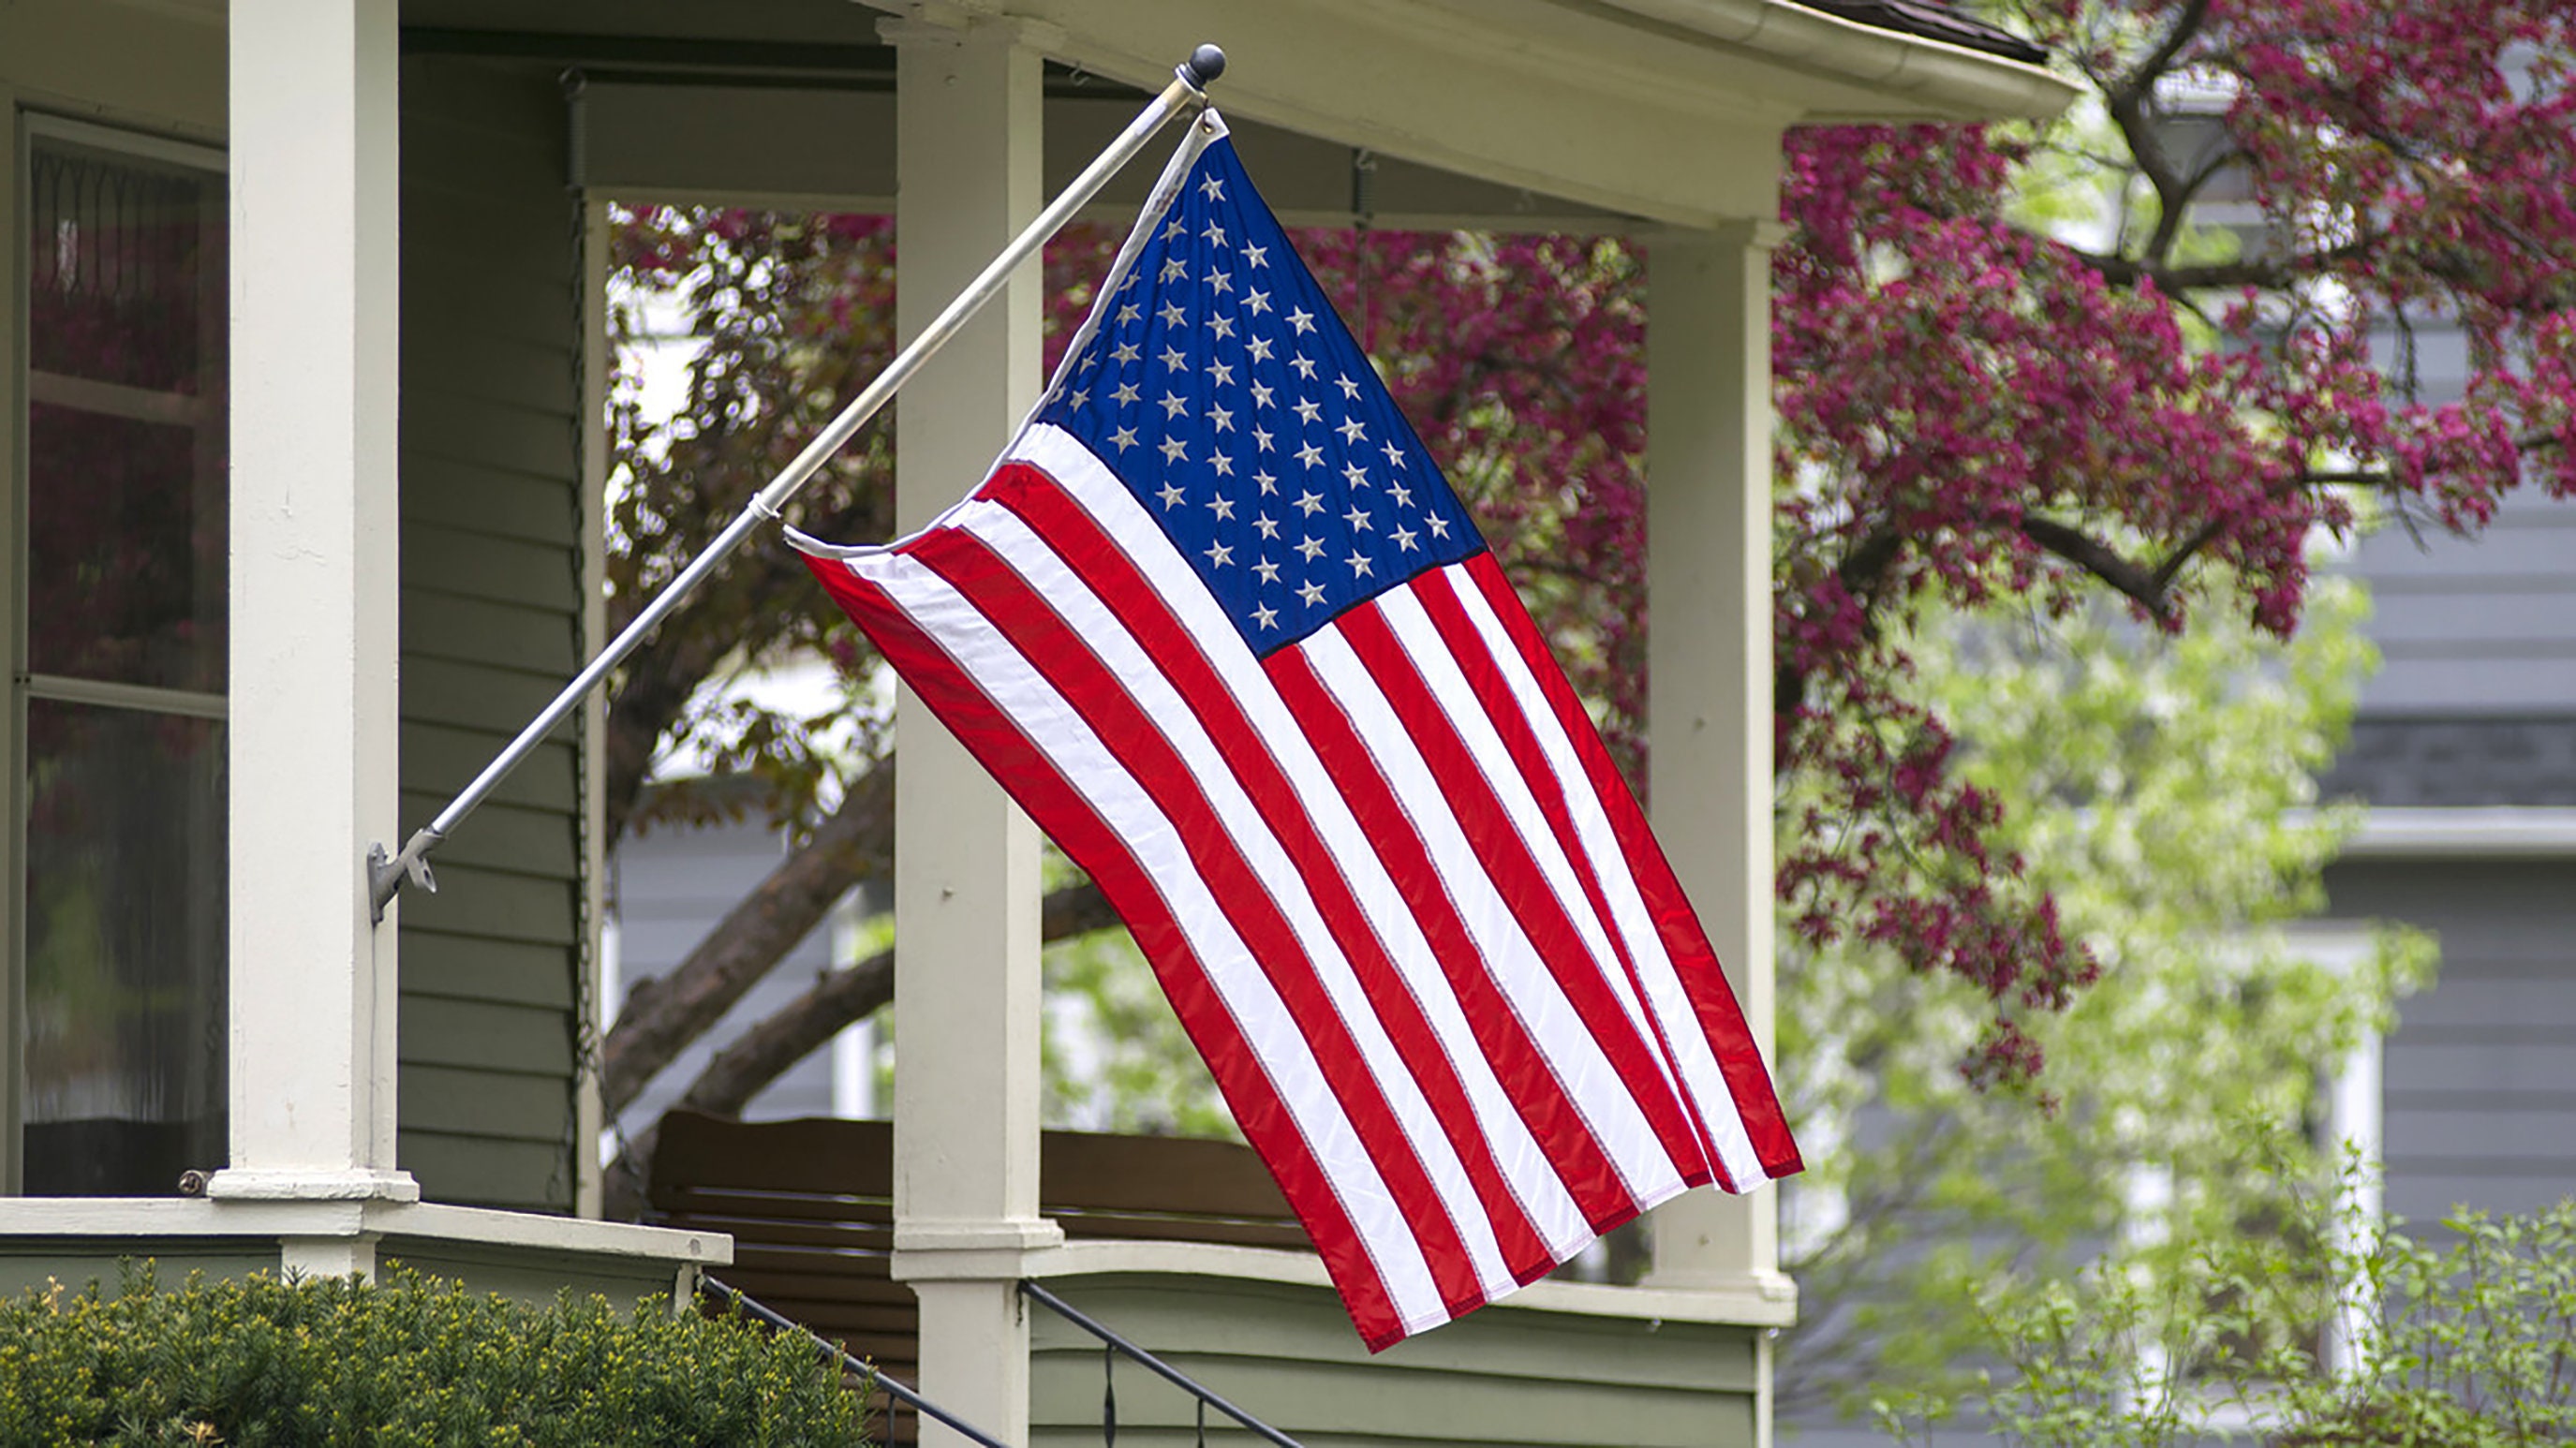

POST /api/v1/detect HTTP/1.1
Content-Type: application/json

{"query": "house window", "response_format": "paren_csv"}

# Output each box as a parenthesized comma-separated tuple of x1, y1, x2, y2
(13, 119, 227, 1195)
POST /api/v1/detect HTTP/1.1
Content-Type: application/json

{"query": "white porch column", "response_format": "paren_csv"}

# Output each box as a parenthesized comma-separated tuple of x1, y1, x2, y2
(881, 18, 1059, 1448)
(1641, 224, 1793, 1340)
(211, 0, 415, 1208)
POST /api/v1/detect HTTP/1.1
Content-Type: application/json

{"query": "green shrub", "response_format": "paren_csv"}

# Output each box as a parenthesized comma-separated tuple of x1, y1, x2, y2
(0, 1263, 869, 1447)
(1872, 1143, 2576, 1448)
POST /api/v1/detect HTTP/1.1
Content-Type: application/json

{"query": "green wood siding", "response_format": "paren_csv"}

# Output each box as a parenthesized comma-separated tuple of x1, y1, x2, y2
(1031, 1276, 1760, 1448)
(396, 55, 587, 1216)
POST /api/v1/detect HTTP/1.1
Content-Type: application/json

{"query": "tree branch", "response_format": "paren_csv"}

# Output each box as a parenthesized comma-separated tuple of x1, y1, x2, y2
(600, 756, 896, 1116)
(2019, 515, 2179, 622)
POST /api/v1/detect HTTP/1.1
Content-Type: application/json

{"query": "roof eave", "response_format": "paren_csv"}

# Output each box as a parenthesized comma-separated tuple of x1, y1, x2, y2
(1596, 0, 2080, 123)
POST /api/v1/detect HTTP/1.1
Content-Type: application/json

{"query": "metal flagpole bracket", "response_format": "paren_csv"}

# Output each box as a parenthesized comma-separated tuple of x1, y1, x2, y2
(364, 42, 1226, 925)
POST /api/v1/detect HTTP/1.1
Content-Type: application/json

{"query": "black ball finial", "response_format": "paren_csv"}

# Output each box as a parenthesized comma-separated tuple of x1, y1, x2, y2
(1181, 44, 1227, 90)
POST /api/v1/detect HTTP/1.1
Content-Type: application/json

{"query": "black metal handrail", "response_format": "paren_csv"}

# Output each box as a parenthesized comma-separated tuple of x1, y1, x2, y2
(701, 1274, 1014, 1448)
(1018, 1278, 1306, 1448)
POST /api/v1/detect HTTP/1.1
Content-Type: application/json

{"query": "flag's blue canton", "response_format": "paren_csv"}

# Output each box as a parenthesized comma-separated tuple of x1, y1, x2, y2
(1036, 138, 1486, 657)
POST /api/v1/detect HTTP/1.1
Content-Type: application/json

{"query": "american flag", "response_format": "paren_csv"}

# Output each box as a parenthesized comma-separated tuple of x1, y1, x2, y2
(799, 114, 1799, 1349)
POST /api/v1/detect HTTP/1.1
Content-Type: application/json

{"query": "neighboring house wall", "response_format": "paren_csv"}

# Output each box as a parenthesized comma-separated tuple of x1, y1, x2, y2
(392, 55, 590, 1214)
(2320, 489, 2576, 1231)
(606, 812, 860, 1141)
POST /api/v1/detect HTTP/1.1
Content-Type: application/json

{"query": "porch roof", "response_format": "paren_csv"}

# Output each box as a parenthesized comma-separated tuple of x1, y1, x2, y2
(407, 0, 2076, 229)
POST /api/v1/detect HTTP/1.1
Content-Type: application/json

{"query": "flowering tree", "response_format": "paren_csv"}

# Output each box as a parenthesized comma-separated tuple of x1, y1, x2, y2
(594, 1, 2576, 1209)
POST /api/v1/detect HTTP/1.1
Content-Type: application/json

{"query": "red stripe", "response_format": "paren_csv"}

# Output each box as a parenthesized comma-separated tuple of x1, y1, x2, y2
(985, 468, 1557, 1286)
(1330, 604, 1710, 1189)
(898, 524, 1491, 1321)
(1407, 574, 1726, 1187)
(1264, 645, 1638, 1233)
(801, 550, 1410, 1346)
(1461, 554, 1801, 1175)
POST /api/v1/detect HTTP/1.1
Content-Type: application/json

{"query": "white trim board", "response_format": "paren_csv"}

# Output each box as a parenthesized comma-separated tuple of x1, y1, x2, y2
(2335, 806, 2576, 859)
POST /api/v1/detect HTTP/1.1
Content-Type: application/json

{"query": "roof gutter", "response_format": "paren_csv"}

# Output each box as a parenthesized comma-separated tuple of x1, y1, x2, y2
(1595, 0, 2080, 122)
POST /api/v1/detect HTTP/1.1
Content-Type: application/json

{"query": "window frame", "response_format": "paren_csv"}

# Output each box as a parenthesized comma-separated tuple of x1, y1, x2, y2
(4, 110, 229, 1196)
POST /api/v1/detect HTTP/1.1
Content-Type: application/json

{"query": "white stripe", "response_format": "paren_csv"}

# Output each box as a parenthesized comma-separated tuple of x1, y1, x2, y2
(1440, 570, 1769, 1191)
(854, 551, 1452, 1334)
(1302, 628, 1690, 1210)
(1376, 589, 1688, 1121)
(953, 497, 1517, 1299)
(1014, 424, 1594, 1258)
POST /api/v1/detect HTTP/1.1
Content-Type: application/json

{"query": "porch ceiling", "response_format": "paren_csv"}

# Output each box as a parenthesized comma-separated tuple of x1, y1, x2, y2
(403, 0, 2073, 229)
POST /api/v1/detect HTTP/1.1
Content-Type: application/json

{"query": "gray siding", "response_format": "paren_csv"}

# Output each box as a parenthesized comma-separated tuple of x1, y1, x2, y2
(396, 55, 586, 1214)
(2346, 490, 2576, 718)
(2327, 861, 2576, 1225)
(608, 815, 850, 1137)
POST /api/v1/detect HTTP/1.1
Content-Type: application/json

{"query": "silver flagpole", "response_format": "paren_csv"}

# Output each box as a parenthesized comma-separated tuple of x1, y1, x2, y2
(369, 43, 1230, 921)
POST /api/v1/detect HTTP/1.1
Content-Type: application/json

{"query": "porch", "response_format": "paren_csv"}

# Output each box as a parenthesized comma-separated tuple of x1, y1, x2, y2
(651, 1110, 1784, 1447)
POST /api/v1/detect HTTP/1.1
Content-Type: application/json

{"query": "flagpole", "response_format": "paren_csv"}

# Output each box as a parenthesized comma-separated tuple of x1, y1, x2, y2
(369, 43, 1229, 921)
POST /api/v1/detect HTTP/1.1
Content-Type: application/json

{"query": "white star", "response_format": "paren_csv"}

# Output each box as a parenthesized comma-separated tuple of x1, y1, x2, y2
(1068, 387, 1088, 408)
(1345, 551, 1374, 578)
(1162, 217, 1188, 243)
(1200, 175, 1226, 201)
(1383, 440, 1407, 468)
(1344, 506, 1371, 532)
(1207, 269, 1233, 295)
(1158, 299, 1188, 327)
(1205, 540, 1235, 568)
(1245, 288, 1273, 316)
(1112, 381, 1141, 406)
(1298, 579, 1327, 607)
(1251, 380, 1277, 408)
(1159, 437, 1190, 464)
(1208, 315, 1237, 341)
(1160, 392, 1189, 419)
(1076, 351, 1097, 374)
(1254, 557, 1281, 584)
(1112, 340, 1141, 364)
(1209, 403, 1236, 433)
(1335, 374, 1363, 401)
(1293, 397, 1323, 425)
(1208, 495, 1236, 521)
(1251, 424, 1274, 452)
(1203, 221, 1228, 247)
(1427, 514, 1451, 538)
(1252, 602, 1280, 629)
(1207, 358, 1236, 387)
(1253, 469, 1279, 495)
(1253, 513, 1281, 539)
(1337, 418, 1368, 445)
(1295, 441, 1325, 470)
(1157, 480, 1188, 509)
(1387, 480, 1415, 508)
(1288, 308, 1316, 334)
(1118, 303, 1143, 325)
(1161, 346, 1189, 372)
(1161, 256, 1189, 282)
(1246, 244, 1269, 269)
(1248, 336, 1275, 362)
(1391, 525, 1419, 552)
(1210, 452, 1236, 478)
(1296, 534, 1325, 561)
(1343, 463, 1370, 490)
(1290, 355, 1319, 380)
(1110, 425, 1139, 451)
(1295, 495, 1325, 520)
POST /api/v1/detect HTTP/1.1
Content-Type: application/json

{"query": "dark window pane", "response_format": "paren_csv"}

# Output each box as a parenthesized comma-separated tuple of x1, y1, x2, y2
(26, 140, 221, 393)
(21, 702, 228, 1196)
(25, 401, 226, 691)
